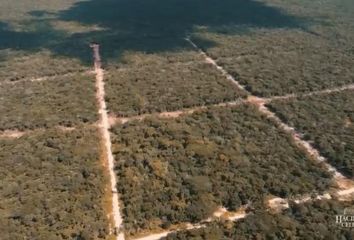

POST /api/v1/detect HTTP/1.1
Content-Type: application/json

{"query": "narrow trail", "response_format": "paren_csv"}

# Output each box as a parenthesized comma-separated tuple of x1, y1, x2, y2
(0, 70, 92, 87)
(267, 194, 332, 213)
(267, 185, 354, 212)
(186, 38, 354, 197)
(132, 184, 354, 240)
(0, 125, 78, 139)
(263, 83, 354, 102)
(108, 59, 204, 72)
(108, 100, 243, 126)
(132, 183, 354, 240)
(91, 43, 124, 240)
(0, 83, 352, 137)
(0, 129, 26, 138)
(107, 80, 354, 126)
(132, 206, 248, 240)
(185, 38, 246, 91)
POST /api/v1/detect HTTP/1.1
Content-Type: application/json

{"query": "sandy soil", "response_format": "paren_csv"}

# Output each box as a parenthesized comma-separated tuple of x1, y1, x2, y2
(266, 187, 354, 212)
(0, 129, 26, 138)
(108, 110, 197, 126)
(0, 126, 77, 139)
(131, 206, 248, 240)
(212, 205, 248, 221)
(264, 83, 354, 102)
(267, 193, 332, 213)
(108, 100, 243, 126)
(107, 81, 354, 128)
(185, 37, 246, 91)
(344, 117, 352, 127)
(56, 126, 76, 132)
(92, 44, 124, 240)
(267, 197, 290, 213)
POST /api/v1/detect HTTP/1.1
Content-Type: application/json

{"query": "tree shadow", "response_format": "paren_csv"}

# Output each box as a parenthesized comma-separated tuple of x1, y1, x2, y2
(0, 20, 63, 52)
(0, 0, 308, 64)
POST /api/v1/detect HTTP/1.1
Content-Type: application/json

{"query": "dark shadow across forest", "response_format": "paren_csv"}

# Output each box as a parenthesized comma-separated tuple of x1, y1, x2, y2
(0, 0, 308, 64)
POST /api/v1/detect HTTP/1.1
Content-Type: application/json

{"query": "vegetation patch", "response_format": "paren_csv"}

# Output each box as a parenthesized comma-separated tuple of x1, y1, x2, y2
(0, 50, 88, 82)
(268, 90, 354, 177)
(0, 127, 109, 239)
(105, 61, 246, 117)
(111, 105, 332, 236)
(101, 37, 204, 69)
(162, 199, 354, 239)
(0, 73, 97, 130)
(191, 29, 354, 97)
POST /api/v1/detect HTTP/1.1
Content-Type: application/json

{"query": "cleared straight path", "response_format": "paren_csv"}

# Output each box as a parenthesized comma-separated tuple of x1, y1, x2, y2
(91, 43, 125, 240)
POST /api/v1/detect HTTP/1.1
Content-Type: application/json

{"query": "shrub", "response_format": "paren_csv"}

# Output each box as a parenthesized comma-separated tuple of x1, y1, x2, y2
(0, 127, 109, 239)
(163, 199, 354, 239)
(105, 61, 246, 117)
(111, 105, 332, 236)
(268, 90, 354, 177)
(191, 29, 354, 97)
(0, 73, 98, 130)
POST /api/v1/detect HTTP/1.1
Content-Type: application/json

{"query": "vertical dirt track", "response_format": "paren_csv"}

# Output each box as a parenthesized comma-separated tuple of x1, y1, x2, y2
(91, 44, 124, 240)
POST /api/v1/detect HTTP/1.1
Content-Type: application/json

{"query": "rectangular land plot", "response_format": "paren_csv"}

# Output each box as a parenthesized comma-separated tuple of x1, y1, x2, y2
(105, 61, 247, 117)
(0, 72, 97, 130)
(163, 199, 354, 239)
(102, 37, 205, 69)
(0, 50, 88, 83)
(268, 90, 354, 177)
(0, 127, 109, 239)
(191, 29, 354, 97)
(110, 105, 332, 237)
